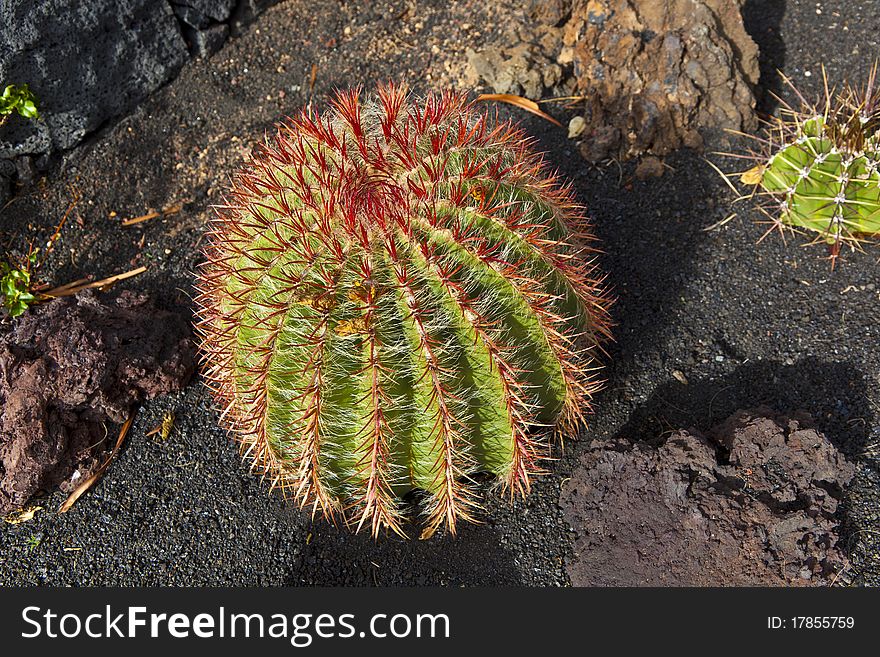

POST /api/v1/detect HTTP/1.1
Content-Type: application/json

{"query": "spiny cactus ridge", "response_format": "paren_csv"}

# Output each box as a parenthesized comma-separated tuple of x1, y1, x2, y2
(194, 85, 610, 538)
(737, 64, 880, 262)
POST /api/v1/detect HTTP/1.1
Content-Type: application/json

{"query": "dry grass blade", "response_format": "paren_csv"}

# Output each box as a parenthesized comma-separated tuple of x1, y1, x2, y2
(122, 210, 160, 226)
(537, 95, 588, 104)
(42, 266, 147, 298)
(703, 157, 740, 194)
(45, 277, 90, 294)
(122, 203, 182, 226)
(476, 93, 563, 127)
(702, 213, 737, 232)
(538, 94, 588, 109)
(58, 412, 136, 514)
(39, 194, 79, 266)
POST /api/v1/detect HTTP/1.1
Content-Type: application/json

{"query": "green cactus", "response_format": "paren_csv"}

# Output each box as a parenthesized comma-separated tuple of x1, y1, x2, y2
(195, 85, 610, 538)
(738, 66, 880, 261)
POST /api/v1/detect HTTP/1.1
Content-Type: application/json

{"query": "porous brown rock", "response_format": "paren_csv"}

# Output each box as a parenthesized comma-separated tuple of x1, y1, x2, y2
(561, 408, 855, 586)
(0, 290, 193, 513)
(465, 43, 565, 100)
(463, 0, 759, 171)
(565, 0, 759, 162)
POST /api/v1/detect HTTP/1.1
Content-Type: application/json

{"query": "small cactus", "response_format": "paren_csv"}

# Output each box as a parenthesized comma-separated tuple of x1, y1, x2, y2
(738, 65, 880, 262)
(195, 85, 610, 538)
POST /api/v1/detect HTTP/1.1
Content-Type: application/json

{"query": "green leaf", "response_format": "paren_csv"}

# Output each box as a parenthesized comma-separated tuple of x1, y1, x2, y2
(7, 300, 27, 318)
(20, 100, 38, 119)
(0, 83, 39, 120)
(0, 258, 36, 318)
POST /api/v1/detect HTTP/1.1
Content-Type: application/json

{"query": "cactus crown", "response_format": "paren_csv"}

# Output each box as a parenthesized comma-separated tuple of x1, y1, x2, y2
(195, 84, 610, 538)
(740, 65, 880, 261)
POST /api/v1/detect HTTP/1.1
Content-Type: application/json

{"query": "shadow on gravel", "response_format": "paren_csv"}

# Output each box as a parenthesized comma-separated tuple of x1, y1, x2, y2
(563, 148, 728, 390)
(288, 522, 523, 586)
(742, 0, 787, 116)
(614, 357, 874, 460)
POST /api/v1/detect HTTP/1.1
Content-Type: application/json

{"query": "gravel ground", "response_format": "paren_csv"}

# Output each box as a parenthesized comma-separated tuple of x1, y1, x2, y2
(1, 0, 878, 586)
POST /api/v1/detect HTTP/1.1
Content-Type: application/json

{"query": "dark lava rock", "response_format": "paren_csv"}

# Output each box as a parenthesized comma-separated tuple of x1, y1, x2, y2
(186, 23, 231, 58)
(0, 0, 188, 160)
(170, 0, 237, 29)
(0, 0, 283, 204)
(561, 408, 855, 586)
(0, 290, 194, 514)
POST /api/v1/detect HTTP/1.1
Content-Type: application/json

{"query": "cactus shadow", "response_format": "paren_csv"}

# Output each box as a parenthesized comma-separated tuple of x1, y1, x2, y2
(614, 357, 874, 460)
(287, 519, 525, 585)
(742, 0, 787, 116)
(534, 138, 728, 387)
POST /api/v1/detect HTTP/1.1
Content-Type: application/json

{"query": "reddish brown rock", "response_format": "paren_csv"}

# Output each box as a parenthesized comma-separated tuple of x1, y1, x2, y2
(0, 290, 193, 513)
(562, 408, 855, 586)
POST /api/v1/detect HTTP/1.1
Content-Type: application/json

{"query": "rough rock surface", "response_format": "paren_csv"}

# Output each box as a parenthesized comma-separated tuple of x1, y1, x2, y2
(0, 0, 280, 206)
(463, 1, 573, 99)
(0, 0, 875, 589)
(171, 0, 237, 28)
(463, 0, 758, 167)
(465, 41, 566, 100)
(562, 408, 855, 586)
(0, 291, 193, 514)
(0, 0, 189, 159)
(565, 0, 759, 162)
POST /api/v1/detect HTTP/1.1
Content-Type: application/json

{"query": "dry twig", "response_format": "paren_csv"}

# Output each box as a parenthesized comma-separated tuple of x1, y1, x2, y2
(58, 412, 136, 514)
(42, 266, 147, 298)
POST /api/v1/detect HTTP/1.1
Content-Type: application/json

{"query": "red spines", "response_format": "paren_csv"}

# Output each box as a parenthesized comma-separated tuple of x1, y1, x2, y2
(195, 84, 610, 538)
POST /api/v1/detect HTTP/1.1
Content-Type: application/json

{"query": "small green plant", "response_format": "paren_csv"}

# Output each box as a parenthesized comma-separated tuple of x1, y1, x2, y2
(1, 203, 72, 319)
(195, 85, 611, 538)
(1, 252, 38, 318)
(1, 82, 42, 318)
(735, 65, 880, 263)
(0, 83, 39, 127)
(24, 534, 42, 552)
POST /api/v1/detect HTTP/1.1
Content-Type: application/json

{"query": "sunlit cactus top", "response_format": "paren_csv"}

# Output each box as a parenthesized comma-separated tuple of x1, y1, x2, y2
(194, 84, 610, 538)
(738, 65, 880, 262)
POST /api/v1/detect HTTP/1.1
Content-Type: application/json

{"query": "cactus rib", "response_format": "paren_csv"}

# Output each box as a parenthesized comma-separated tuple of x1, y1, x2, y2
(738, 64, 880, 262)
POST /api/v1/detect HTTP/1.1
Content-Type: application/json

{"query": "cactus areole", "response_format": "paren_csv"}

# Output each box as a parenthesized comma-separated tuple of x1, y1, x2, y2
(195, 85, 610, 538)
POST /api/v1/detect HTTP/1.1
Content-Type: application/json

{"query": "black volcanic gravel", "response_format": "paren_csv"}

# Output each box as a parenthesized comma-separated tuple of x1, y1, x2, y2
(0, 0, 878, 586)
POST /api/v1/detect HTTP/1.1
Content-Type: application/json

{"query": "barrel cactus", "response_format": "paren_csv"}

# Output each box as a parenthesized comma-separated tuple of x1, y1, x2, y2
(195, 84, 610, 538)
(738, 66, 880, 261)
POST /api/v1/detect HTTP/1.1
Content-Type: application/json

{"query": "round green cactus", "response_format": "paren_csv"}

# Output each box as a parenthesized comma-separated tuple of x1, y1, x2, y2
(740, 66, 880, 261)
(762, 115, 880, 235)
(195, 85, 610, 538)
